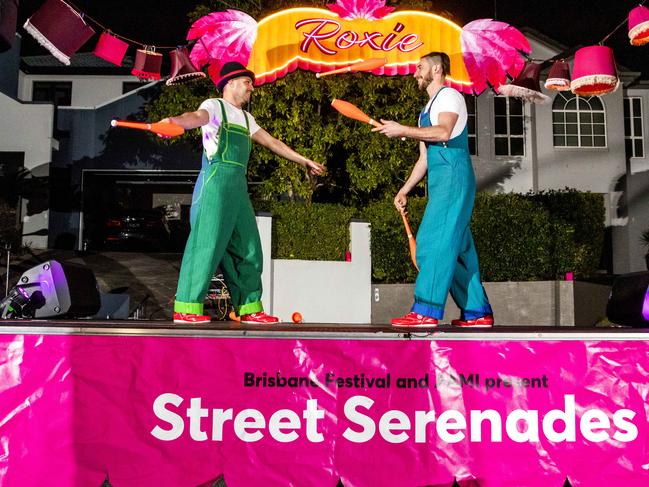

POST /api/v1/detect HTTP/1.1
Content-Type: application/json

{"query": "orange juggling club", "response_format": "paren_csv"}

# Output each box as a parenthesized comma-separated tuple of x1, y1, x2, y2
(316, 58, 387, 78)
(110, 120, 185, 138)
(400, 210, 418, 271)
(331, 99, 381, 128)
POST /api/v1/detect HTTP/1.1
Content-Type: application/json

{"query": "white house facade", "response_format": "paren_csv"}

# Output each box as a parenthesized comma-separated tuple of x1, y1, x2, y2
(1, 30, 648, 273)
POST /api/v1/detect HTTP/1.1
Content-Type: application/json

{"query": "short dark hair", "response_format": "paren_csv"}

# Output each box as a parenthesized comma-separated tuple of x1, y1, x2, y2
(422, 52, 451, 76)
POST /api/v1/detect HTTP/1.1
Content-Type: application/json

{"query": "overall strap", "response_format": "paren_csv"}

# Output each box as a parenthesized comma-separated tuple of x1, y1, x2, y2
(424, 86, 447, 117)
(217, 98, 250, 133)
(216, 99, 228, 125)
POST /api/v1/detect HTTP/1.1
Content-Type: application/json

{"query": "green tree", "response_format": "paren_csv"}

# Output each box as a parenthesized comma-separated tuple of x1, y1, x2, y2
(147, 0, 445, 204)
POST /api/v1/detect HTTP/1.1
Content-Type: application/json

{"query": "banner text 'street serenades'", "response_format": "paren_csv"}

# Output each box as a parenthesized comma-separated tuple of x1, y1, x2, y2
(151, 394, 637, 445)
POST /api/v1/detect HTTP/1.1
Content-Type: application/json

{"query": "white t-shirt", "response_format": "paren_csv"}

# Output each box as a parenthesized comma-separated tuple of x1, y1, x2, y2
(420, 87, 467, 139)
(199, 98, 261, 158)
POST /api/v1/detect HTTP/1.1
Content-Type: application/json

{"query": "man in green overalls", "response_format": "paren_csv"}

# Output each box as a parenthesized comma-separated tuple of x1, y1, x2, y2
(160, 62, 325, 324)
(373, 52, 494, 328)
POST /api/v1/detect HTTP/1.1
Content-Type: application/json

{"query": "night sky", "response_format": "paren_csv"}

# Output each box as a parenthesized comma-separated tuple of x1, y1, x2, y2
(15, 0, 649, 77)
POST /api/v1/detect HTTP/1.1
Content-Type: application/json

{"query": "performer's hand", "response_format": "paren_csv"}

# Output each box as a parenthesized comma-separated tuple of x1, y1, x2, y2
(394, 192, 408, 213)
(305, 160, 326, 176)
(156, 118, 173, 138)
(372, 120, 407, 138)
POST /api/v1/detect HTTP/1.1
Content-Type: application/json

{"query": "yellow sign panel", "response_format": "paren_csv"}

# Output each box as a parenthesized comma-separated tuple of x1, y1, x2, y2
(249, 8, 471, 90)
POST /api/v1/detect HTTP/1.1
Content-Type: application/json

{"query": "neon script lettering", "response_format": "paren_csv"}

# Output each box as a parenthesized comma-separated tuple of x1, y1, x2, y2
(295, 19, 423, 55)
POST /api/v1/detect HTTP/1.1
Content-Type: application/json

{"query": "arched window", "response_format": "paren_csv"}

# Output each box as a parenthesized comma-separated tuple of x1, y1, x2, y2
(552, 92, 606, 148)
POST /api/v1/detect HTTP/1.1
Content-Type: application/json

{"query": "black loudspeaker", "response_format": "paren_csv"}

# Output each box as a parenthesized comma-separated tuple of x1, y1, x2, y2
(606, 271, 649, 327)
(0, 260, 101, 319)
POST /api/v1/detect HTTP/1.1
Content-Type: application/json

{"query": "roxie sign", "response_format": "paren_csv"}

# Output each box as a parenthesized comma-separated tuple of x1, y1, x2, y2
(294, 19, 423, 55)
(249, 6, 472, 89)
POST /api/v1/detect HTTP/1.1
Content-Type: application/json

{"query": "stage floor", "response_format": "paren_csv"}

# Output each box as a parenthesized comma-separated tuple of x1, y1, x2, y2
(0, 319, 647, 340)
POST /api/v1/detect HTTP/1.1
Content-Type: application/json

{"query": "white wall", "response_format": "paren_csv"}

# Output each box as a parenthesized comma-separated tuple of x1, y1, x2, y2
(472, 36, 628, 217)
(18, 73, 141, 107)
(257, 215, 372, 324)
(0, 91, 54, 248)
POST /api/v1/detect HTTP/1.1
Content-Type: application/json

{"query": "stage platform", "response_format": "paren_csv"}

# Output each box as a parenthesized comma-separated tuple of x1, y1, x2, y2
(0, 319, 647, 340)
(1, 319, 649, 485)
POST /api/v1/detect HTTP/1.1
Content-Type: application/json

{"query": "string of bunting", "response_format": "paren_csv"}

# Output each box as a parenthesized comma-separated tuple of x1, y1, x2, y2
(22, 0, 649, 95)
(22, 0, 205, 85)
(499, 0, 649, 104)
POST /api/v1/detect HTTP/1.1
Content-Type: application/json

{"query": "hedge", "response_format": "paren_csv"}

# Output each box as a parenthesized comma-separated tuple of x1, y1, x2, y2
(254, 190, 605, 283)
(254, 201, 356, 261)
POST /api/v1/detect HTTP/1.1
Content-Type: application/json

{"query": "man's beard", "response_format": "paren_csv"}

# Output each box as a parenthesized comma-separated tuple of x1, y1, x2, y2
(239, 92, 251, 105)
(418, 74, 433, 91)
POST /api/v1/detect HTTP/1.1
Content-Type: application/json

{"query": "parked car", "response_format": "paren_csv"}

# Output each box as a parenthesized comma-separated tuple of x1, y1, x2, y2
(102, 209, 170, 251)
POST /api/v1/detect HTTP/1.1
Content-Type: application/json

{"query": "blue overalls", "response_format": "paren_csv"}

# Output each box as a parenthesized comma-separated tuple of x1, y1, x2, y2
(412, 87, 493, 320)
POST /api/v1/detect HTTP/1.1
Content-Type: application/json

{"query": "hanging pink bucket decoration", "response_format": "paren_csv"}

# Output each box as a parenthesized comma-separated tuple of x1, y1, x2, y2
(629, 5, 649, 46)
(570, 46, 618, 97)
(166, 47, 206, 86)
(498, 61, 550, 104)
(93, 32, 128, 66)
(544, 60, 571, 91)
(23, 0, 94, 65)
(131, 48, 163, 80)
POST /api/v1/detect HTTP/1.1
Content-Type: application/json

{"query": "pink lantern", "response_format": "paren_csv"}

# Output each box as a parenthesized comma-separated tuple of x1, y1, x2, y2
(629, 5, 649, 46)
(166, 47, 206, 86)
(498, 62, 550, 104)
(93, 32, 128, 66)
(570, 46, 618, 97)
(544, 60, 571, 91)
(23, 0, 95, 65)
(131, 48, 163, 80)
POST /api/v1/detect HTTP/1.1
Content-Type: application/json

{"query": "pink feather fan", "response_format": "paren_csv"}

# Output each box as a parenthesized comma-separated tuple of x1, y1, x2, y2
(187, 9, 258, 83)
(461, 19, 531, 95)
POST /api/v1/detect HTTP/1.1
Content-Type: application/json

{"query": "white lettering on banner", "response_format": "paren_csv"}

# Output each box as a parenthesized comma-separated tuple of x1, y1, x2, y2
(212, 409, 233, 441)
(343, 395, 376, 443)
(612, 410, 638, 442)
(188, 397, 209, 441)
(303, 398, 325, 442)
(542, 393, 576, 442)
(436, 410, 467, 443)
(505, 410, 539, 443)
(378, 410, 411, 444)
(470, 410, 503, 442)
(414, 410, 436, 443)
(235, 409, 266, 442)
(150, 394, 638, 444)
(268, 409, 301, 443)
(151, 393, 184, 441)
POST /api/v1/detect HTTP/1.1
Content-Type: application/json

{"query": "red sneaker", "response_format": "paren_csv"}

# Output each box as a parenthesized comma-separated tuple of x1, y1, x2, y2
(173, 312, 211, 324)
(391, 312, 438, 328)
(451, 315, 494, 328)
(240, 312, 280, 324)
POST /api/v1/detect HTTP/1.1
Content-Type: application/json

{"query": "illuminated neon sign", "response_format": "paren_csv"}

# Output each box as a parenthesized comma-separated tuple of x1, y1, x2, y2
(249, 7, 471, 91)
(188, 0, 531, 95)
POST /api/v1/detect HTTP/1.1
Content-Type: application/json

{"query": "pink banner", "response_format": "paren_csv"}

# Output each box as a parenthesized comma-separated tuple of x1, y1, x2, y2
(0, 334, 648, 486)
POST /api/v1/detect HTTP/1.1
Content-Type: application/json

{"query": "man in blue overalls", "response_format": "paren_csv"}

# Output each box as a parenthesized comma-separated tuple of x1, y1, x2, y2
(160, 62, 325, 325)
(373, 52, 494, 328)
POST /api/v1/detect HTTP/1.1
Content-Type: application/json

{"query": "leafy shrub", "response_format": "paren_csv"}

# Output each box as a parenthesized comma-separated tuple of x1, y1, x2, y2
(254, 201, 356, 260)
(253, 190, 605, 283)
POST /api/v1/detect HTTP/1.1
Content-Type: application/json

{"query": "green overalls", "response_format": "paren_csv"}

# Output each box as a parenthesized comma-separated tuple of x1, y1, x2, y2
(412, 87, 492, 320)
(174, 100, 264, 316)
